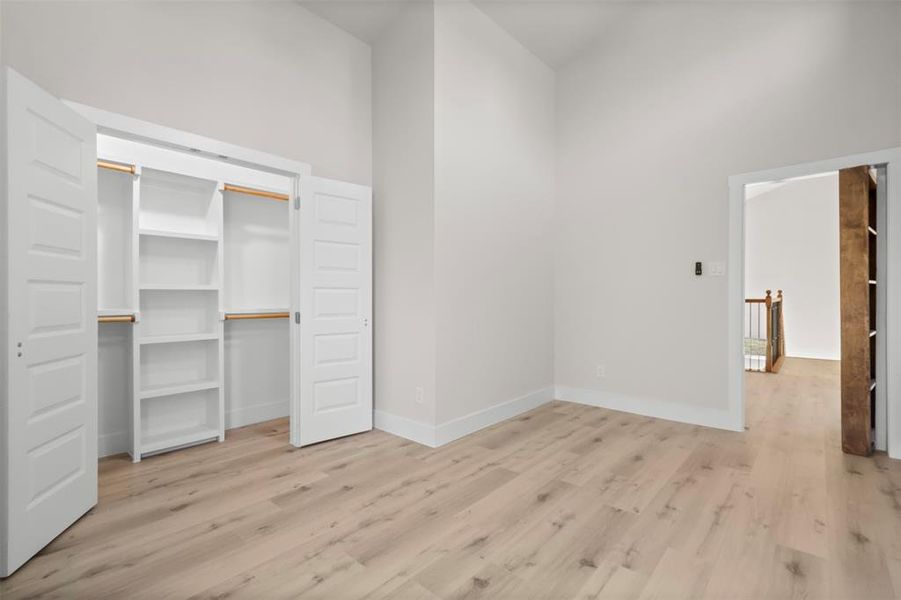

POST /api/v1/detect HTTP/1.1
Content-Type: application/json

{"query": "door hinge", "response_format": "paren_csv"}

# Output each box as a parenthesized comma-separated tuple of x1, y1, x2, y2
(294, 312, 301, 324)
(294, 195, 300, 210)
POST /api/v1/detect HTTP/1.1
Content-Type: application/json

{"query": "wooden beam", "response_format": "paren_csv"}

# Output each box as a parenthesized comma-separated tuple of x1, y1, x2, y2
(839, 166, 873, 456)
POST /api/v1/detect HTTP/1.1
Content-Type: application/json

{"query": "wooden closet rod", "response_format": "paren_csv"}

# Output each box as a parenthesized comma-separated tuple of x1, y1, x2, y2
(98, 315, 135, 324)
(222, 184, 290, 202)
(224, 312, 290, 321)
(97, 159, 136, 175)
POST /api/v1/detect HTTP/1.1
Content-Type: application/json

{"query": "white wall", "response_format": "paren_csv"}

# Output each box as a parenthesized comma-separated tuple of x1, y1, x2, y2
(369, 1, 555, 443)
(745, 174, 840, 361)
(555, 2, 899, 424)
(224, 320, 291, 429)
(1, 0, 371, 185)
(434, 2, 555, 427)
(97, 325, 131, 456)
(372, 3, 438, 431)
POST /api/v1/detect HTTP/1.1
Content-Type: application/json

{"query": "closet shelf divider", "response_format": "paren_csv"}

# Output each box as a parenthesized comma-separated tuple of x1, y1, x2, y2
(140, 283, 219, 291)
(139, 332, 219, 345)
(140, 380, 220, 400)
(141, 425, 220, 455)
(139, 228, 219, 242)
(98, 308, 135, 317)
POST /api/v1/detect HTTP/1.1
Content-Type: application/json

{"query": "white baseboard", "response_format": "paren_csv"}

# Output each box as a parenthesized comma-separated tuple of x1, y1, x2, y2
(226, 400, 289, 430)
(435, 386, 555, 445)
(101, 387, 737, 458)
(99, 430, 129, 458)
(555, 385, 741, 432)
(374, 411, 438, 447)
(374, 385, 556, 448)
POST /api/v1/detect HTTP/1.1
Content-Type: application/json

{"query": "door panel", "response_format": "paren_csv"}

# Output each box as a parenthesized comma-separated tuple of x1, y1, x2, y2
(295, 177, 371, 446)
(2, 68, 97, 577)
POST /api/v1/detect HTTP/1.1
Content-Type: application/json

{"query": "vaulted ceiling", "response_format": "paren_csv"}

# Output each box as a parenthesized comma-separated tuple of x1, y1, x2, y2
(298, 0, 614, 68)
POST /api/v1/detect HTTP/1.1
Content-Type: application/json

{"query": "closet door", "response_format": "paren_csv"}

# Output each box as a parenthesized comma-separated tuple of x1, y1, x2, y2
(294, 177, 372, 446)
(1, 68, 98, 577)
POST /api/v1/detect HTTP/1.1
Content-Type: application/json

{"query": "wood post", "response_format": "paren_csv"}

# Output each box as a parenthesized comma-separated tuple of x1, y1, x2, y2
(839, 166, 873, 456)
(765, 290, 773, 373)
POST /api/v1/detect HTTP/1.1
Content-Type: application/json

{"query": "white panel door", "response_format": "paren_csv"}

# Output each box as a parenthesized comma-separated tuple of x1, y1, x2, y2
(294, 177, 372, 446)
(1, 68, 98, 577)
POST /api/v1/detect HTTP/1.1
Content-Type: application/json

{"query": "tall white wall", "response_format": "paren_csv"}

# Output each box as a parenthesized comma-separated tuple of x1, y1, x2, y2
(555, 2, 899, 424)
(434, 2, 555, 427)
(372, 3, 438, 432)
(1, 0, 371, 184)
(745, 174, 840, 361)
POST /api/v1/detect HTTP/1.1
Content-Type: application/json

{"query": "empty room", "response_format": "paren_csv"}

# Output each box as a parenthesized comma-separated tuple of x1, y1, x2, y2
(1, 1, 900, 598)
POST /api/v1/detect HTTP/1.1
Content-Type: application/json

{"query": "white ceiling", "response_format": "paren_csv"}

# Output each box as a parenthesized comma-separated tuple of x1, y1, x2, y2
(471, 1, 613, 68)
(298, 1, 412, 45)
(298, 0, 613, 68)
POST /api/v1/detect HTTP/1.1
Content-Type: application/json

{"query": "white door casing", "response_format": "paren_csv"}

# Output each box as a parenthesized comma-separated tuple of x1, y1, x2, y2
(1, 68, 98, 577)
(293, 177, 372, 446)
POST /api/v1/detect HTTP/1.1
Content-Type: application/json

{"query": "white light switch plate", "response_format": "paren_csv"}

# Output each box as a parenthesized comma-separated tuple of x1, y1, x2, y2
(709, 261, 726, 276)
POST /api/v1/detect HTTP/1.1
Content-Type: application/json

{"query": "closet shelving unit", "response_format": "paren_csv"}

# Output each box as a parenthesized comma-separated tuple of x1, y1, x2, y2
(136, 165, 225, 458)
(96, 134, 294, 461)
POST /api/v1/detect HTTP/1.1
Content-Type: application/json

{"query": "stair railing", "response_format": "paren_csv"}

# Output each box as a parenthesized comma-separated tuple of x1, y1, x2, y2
(745, 289, 785, 373)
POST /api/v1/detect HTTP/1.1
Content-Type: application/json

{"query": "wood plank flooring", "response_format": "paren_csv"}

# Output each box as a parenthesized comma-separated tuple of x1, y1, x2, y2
(3, 358, 900, 599)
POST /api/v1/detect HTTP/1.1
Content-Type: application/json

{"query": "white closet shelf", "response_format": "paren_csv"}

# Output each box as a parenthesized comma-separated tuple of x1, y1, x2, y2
(139, 228, 219, 242)
(140, 380, 220, 400)
(98, 308, 135, 317)
(140, 332, 219, 345)
(140, 284, 219, 291)
(223, 307, 289, 315)
(141, 425, 219, 455)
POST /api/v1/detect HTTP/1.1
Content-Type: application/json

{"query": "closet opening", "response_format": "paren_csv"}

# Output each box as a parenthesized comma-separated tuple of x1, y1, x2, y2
(96, 133, 296, 462)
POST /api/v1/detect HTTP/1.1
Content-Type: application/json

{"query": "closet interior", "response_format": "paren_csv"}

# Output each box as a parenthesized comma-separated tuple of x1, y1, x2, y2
(96, 134, 293, 461)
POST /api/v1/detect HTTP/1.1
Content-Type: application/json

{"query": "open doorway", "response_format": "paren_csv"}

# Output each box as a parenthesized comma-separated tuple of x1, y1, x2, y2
(740, 165, 887, 456)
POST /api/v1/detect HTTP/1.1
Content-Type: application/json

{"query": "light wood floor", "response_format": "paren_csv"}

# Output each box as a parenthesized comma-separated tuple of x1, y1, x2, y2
(3, 358, 900, 599)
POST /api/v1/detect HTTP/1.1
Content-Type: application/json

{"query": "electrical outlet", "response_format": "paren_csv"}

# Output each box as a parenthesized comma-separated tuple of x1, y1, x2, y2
(596, 364, 606, 378)
(415, 386, 424, 405)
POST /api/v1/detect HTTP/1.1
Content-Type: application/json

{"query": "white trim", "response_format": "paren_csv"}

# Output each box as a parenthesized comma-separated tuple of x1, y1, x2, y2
(375, 386, 555, 448)
(435, 386, 555, 446)
(226, 400, 289, 430)
(374, 411, 438, 447)
(64, 101, 308, 177)
(728, 147, 901, 459)
(556, 386, 739, 432)
(99, 431, 129, 458)
(876, 166, 888, 451)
